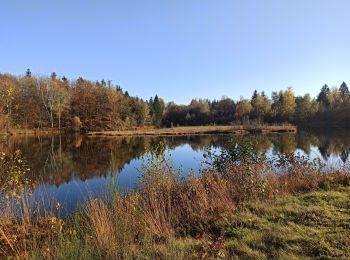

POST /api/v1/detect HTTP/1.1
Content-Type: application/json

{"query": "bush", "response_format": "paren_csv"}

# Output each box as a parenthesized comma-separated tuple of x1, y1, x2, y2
(0, 150, 31, 199)
(71, 116, 82, 132)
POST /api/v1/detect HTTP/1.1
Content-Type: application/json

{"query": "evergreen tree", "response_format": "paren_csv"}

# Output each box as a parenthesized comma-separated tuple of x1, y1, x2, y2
(317, 84, 330, 107)
(101, 79, 106, 87)
(339, 82, 349, 98)
(25, 68, 32, 78)
(152, 95, 163, 127)
(295, 94, 318, 122)
(51, 72, 57, 80)
(115, 85, 122, 92)
(251, 90, 258, 102)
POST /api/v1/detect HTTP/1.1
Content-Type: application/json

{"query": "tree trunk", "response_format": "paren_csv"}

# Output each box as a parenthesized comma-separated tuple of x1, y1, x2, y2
(58, 112, 61, 129)
(51, 110, 54, 128)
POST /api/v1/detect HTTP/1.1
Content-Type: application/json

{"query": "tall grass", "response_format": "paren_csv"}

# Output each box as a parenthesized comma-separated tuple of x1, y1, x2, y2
(0, 142, 349, 258)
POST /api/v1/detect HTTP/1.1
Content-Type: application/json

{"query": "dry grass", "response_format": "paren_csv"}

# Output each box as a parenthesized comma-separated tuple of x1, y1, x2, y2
(88, 124, 297, 137)
(0, 199, 60, 259)
(2, 128, 64, 137)
(0, 150, 349, 259)
(85, 200, 117, 253)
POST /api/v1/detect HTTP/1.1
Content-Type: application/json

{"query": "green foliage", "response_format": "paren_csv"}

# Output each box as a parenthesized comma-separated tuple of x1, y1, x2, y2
(317, 84, 330, 108)
(25, 68, 31, 78)
(295, 94, 318, 122)
(339, 81, 349, 97)
(205, 139, 263, 172)
(223, 187, 350, 259)
(150, 95, 164, 127)
(140, 141, 180, 190)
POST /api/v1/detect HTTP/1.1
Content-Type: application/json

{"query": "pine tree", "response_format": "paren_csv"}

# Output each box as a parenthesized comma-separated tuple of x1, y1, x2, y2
(317, 84, 330, 107)
(339, 82, 349, 98)
(152, 95, 163, 127)
(25, 68, 32, 78)
(101, 79, 106, 86)
(51, 72, 57, 80)
(251, 90, 258, 102)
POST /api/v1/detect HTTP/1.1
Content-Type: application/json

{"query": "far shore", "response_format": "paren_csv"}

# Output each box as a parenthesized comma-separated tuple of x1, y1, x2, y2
(0, 125, 297, 137)
(88, 125, 297, 137)
(0, 128, 64, 137)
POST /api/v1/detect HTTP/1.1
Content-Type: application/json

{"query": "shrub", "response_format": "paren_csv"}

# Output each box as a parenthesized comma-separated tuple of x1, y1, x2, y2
(0, 150, 31, 199)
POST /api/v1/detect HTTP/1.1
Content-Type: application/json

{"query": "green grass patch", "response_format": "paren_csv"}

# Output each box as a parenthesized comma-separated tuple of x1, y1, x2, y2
(222, 187, 350, 259)
(37, 187, 349, 259)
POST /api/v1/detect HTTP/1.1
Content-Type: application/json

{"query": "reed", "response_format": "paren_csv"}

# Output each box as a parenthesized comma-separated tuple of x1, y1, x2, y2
(0, 145, 349, 259)
(88, 124, 297, 137)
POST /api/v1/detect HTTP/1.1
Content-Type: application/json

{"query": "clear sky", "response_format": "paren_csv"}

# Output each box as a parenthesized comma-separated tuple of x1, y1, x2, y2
(1, 0, 349, 104)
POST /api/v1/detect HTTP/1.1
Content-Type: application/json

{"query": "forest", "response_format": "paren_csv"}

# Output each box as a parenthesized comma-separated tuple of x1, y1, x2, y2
(1, 69, 350, 132)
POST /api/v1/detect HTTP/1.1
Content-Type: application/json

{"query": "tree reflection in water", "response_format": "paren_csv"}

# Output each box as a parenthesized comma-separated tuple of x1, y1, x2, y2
(1, 129, 350, 214)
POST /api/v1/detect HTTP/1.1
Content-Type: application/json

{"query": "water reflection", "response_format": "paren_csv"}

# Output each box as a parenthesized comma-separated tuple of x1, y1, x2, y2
(0, 135, 228, 186)
(1, 129, 350, 214)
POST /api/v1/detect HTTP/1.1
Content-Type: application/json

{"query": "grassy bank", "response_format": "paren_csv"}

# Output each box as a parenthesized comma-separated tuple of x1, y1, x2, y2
(88, 124, 297, 137)
(0, 143, 349, 259)
(0, 125, 297, 137)
(1, 182, 349, 259)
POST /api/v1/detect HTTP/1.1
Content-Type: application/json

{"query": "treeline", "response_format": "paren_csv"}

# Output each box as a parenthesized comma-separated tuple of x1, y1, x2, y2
(0, 70, 165, 132)
(1, 70, 350, 131)
(163, 83, 350, 127)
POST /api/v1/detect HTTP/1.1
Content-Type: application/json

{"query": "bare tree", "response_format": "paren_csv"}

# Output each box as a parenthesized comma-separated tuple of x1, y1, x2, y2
(53, 82, 70, 129)
(38, 78, 57, 128)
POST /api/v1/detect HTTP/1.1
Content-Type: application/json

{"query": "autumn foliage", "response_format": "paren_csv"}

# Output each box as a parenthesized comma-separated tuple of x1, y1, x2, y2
(0, 72, 160, 132)
(1, 71, 350, 131)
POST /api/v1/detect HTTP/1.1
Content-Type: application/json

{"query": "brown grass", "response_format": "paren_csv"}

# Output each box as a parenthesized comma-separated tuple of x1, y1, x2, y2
(1, 128, 64, 137)
(88, 124, 297, 137)
(0, 199, 59, 259)
(0, 153, 349, 258)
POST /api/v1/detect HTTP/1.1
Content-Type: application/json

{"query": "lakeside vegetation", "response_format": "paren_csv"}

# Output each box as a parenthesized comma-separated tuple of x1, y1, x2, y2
(1, 71, 350, 134)
(1, 130, 350, 188)
(88, 125, 297, 137)
(1, 70, 350, 259)
(2, 0, 350, 258)
(1, 141, 349, 259)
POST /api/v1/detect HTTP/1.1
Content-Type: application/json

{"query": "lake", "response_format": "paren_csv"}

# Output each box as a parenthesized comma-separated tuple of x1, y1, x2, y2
(1, 129, 350, 215)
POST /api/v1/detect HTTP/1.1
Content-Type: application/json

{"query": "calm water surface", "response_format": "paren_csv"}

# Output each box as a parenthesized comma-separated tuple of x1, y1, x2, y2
(1, 129, 350, 214)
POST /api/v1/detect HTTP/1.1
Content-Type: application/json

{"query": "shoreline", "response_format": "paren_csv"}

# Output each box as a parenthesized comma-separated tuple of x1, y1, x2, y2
(0, 125, 297, 137)
(88, 125, 297, 137)
(0, 128, 64, 137)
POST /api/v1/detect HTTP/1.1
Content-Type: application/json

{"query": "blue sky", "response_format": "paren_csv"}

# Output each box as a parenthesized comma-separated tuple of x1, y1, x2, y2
(1, 0, 349, 104)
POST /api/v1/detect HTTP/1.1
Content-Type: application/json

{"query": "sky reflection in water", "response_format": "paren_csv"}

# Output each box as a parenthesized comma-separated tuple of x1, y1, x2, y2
(1, 130, 350, 214)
